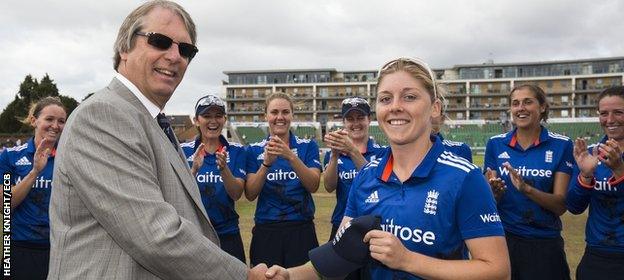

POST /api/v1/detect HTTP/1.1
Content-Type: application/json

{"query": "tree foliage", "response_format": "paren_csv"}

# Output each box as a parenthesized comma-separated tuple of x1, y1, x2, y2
(0, 74, 79, 133)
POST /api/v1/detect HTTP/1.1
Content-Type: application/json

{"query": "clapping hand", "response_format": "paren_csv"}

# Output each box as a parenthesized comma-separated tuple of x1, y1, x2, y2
(32, 138, 53, 174)
(502, 162, 532, 194)
(485, 167, 506, 200)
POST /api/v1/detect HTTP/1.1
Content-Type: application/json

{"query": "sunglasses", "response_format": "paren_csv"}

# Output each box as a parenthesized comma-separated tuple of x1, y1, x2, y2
(195, 94, 225, 111)
(135, 31, 198, 61)
(342, 97, 369, 107)
(377, 57, 438, 100)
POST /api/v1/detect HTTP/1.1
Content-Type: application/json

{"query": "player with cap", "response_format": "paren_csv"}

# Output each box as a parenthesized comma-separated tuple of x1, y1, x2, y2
(265, 57, 509, 280)
(566, 86, 624, 280)
(245, 92, 322, 268)
(484, 84, 573, 280)
(322, 96, 385, 279)
(323, 97, 385, 239)
(180, 94, 247, 263)
(431, 95, 473, 162)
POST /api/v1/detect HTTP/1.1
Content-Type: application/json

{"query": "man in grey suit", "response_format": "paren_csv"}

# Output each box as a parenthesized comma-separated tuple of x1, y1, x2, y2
(49, 1, 268, 279)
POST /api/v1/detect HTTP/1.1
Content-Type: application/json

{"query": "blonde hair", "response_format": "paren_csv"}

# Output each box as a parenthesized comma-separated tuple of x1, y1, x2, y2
(21, 96, 66, 127)
(265, 92, 294, 112)
(377, 57, 440, 102)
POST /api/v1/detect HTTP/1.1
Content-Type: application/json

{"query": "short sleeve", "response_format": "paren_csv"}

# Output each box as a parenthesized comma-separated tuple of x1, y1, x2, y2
(230, 146, 247, 179)
(556, 140, 574, 175)
(456, 169, 505, 240)
(303, 140, 321, 170)
(245, 145, 260, 174)
(344, 166, 367, 218)
(322, 150, 331, 171)
(483, 138, 497, 171)
(0, 150, 16, 185)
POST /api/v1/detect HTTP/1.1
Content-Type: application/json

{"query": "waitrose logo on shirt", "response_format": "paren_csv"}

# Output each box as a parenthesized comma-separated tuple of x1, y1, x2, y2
(498, 166, 552, 178)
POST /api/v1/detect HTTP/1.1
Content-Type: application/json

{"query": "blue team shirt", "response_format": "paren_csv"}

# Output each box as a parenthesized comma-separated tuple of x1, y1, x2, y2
(246, 133, 322, 224)
(566, 136, 624, 253)
(323, 138, 385, 226)
(345, 136, 504, 279)
(0, 138, 55, 243)
(484, 126, 574, 238)
(181, 135, 247, 235)
(437, 133, 473, 163)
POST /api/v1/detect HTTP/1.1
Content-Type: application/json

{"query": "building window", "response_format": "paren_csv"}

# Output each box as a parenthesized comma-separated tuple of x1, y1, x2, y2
(561, 110, 569, 117)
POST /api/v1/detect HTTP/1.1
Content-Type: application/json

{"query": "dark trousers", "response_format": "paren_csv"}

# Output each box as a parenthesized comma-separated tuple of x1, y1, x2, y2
(577, 246, 624, 280)
(250, 220, 319, 267)
(505, 232, 570, 280)
(219, 232, 246, 264)
(11, 241, 50, 280)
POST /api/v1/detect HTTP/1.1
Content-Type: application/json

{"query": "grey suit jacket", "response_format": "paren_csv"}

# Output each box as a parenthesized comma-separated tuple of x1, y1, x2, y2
(48, 78, 248, 279)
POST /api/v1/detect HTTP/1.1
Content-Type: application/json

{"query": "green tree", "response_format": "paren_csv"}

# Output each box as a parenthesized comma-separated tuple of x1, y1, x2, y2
(0, 74, 79, 133)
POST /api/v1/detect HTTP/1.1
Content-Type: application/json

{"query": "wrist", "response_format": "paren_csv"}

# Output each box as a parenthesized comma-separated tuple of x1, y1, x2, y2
(262, 162, 272, 168)
(521, 182, 533, 194)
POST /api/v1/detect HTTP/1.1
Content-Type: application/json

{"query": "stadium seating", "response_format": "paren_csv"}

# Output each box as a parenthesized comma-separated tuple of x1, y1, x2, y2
(229, 118, 603, 153)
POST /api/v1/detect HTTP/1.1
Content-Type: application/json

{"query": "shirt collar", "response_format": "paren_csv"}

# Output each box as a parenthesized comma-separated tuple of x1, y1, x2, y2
(193, 135, 230, 154)
(434, 132, 444, 141)
(363, 137, 378, 155)
(599, 135, 608, 144)
(377, 135, 444, 183)
(26, 137, 57, 157)
(115, 73, 161, 118)
(506, 126, 549, 149)
(25, 137, 36, 154)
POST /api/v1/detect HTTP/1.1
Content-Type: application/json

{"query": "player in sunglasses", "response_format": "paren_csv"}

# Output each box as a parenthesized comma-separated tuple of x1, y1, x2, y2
(180, 94, 248, 264)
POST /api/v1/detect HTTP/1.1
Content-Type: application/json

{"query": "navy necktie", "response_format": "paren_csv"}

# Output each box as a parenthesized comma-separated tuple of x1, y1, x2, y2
(157, 113, 177, 149)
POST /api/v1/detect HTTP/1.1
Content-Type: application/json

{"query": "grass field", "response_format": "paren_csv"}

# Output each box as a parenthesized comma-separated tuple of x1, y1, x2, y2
(237, 154, 589, 279)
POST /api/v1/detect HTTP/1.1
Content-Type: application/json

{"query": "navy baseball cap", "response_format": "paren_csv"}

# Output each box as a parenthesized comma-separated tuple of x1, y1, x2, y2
(195, 94, 226, 116)
(341, 97, 370, 117)
(309, 215, 381, 278)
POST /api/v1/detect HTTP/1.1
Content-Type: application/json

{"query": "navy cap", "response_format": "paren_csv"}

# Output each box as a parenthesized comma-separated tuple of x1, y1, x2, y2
(309, 215, 381, 278)
(341, 97, 370, 117)
(195, 94, 226, 116)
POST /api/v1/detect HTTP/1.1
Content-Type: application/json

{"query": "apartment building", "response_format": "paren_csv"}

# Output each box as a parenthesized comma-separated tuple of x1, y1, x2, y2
(223, 57, 624, 125)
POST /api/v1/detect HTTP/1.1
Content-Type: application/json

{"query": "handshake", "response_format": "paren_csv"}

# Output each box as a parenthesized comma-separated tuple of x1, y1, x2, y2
(246, 264, 295, 280)
(248, 215, 381, 280)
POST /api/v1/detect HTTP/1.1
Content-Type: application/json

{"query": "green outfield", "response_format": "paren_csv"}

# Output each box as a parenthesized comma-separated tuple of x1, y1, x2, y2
(237, 153, 589, 278)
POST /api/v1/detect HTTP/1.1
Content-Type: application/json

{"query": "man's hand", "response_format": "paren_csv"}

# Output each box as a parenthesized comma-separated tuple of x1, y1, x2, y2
(248, 263, 269, 280)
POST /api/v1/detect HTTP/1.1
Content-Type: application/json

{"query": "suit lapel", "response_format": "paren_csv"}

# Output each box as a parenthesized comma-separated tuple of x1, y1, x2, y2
(108, 79, 212, 223)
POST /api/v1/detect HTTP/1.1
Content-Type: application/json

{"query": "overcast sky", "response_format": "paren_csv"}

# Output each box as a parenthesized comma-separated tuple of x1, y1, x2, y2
(1, 0, 622, 115)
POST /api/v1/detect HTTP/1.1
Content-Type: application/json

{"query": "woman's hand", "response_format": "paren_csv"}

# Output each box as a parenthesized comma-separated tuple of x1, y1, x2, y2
(215, 146, 228, 171)
(502, 162, 532, 194)
(190, 142, 206, 175)
(597, 138, 624, 177)
(485, 168, 506, 200)
(32, 138, 53, 174)
(324, 129, 357, 156)
(573, 138, 599, 177)
(265, 136, 296, 163)
(364, 229, 411, 270)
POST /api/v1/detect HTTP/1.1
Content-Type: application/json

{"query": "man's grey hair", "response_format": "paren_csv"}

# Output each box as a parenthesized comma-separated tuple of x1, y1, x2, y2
(113, 0, 197, 70)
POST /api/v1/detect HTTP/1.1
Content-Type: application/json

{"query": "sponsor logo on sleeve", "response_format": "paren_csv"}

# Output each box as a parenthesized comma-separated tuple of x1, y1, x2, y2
(480, 212, 501, 223)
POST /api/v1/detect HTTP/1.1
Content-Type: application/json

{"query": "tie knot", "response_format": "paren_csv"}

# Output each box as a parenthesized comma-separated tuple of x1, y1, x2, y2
(157, 113, 170, 129)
